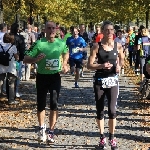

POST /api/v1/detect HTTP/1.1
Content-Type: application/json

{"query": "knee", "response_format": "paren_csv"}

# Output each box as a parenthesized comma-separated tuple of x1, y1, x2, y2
(108, 112, 117, 119)
(37, 103, 45, 112)
(96, 111, 104, 120)
(50, 90, 58, 111)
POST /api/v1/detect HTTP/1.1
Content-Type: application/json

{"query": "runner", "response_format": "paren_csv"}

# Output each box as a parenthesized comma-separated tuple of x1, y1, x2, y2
(114, 29, 127, 74)
(127, 26, 136, 67)
(87, 21, 124, 150)
(66, 26, 87, 88)
(79, 24, 89, 77)
(92, 24, 103, 43)
(63, 27, 72, 42)
(138, 28, 150, 83)
(88, 28, 95, 48)
(23, 21, 69, 144)
(134, 25, 145, 76)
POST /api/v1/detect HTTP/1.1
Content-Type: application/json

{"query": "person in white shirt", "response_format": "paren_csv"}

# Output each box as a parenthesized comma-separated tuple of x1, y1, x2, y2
(88, 28, 95, 42)
(114, 30, 127, 75)
(0, 23, 8, 94)
(0, 33, 19, 104)
(114, 30, 127, 48)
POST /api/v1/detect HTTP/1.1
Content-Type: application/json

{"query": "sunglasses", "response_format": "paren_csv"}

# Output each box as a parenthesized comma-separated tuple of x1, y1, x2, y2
(47, 27, 56, 29)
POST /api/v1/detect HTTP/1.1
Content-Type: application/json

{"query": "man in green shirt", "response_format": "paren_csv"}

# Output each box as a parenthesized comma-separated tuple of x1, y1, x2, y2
(23, 21, 69, 144)
(63, 27, 72, 42)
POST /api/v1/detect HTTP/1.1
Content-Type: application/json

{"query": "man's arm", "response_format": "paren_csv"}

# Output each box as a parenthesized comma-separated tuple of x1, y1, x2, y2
(23, 55, 38, 63)
(62, 52, 69, 65)
(87, 44, 103, 70)
(23, 53, 45, 64)
(23, 41, 45, 64)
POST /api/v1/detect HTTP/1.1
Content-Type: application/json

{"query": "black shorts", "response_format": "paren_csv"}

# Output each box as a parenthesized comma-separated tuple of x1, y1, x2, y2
(69, 58, 83, 69)
(36, 73, 61, 111)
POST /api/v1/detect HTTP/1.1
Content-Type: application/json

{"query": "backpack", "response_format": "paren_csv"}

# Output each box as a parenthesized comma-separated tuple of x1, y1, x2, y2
(0, 44, 13, 66)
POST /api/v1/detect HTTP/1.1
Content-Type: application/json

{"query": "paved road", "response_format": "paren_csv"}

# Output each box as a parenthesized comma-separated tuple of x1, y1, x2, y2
(0, 71, 149, 150)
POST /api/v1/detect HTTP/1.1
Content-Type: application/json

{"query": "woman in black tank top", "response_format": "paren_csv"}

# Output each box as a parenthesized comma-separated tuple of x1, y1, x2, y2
(87, 21, 124, 150)
(96, 42, 118, 78)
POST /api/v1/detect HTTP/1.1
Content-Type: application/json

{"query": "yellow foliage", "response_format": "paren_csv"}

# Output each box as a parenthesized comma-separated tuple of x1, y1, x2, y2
(2, 0, 150, 27)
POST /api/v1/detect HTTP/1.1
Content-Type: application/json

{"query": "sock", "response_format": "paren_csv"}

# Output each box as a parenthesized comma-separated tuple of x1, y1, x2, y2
(39, 124, 45, 129)
(100, 133, 105, 139)
(109, 133, 114, 140)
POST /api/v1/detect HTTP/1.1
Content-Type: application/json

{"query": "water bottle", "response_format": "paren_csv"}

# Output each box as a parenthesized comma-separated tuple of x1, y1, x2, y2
(21, 63, 25, 80)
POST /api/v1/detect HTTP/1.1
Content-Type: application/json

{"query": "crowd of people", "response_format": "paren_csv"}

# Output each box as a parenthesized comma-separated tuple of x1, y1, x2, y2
(0, 20, 150, 150)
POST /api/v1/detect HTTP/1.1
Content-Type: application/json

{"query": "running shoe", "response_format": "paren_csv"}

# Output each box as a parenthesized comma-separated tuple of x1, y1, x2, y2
(75, 82, 79, 88)
(37, 124, 47, 143)
(47, 131, 55, 143)
(109, 138, 118, 150)
(99, 137, 107, 149)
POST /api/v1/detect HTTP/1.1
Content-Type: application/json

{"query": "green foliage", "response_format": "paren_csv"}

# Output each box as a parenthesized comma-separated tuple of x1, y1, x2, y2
(2, 0, 150, 27)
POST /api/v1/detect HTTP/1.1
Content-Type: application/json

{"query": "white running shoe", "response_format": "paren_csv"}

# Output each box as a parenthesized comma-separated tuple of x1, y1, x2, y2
(16, 92, 22, 98)
(37, 124, 47, 143)
(47, 131, 55, 143)
(80, 71, 84, 77)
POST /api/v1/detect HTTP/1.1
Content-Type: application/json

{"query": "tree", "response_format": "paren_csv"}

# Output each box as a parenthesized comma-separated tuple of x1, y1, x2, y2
(2, 0, 150, 27)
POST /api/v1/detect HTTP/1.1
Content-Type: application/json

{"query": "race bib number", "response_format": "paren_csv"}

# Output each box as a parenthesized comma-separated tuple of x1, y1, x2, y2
(101, 77, 118, 88)
(45, 59, 59, 70)
(72, 47, 79, 54)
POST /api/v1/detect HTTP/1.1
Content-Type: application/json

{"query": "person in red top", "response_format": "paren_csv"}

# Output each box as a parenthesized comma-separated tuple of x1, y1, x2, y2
(92, 24, 103, 43)
(113, 34, 116, 40)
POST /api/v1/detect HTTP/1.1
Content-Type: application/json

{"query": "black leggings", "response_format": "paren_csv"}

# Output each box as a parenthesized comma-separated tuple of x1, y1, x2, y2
(94, 84, 118, 120)
(36, 73, 61, 112)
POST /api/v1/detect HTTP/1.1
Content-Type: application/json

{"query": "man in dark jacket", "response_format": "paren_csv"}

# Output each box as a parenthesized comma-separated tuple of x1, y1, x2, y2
(10, 23, 25, 98)
(11, 23, 25, 62)
(134, 25, 145, 75)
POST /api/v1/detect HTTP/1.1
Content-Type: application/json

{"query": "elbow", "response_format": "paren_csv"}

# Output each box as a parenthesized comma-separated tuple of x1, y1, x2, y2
(23, 57, 27, 63)
(87, 63, 91, 70)
(23, 56, 29, 63)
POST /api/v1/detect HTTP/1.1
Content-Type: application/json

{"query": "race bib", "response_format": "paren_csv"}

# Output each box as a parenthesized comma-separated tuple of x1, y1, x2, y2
(101, 77, 118, 88)
(45, 59, 59, 70)
(72, 47, 79, 54)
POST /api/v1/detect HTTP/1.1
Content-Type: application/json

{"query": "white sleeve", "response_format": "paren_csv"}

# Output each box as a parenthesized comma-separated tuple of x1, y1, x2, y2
(114, 38, 117, 42)
(12, 45, 17, 54)
(88, 33, 91, 39)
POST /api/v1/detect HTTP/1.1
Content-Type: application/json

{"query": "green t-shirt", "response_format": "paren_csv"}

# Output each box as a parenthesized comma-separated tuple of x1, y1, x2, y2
(25, 38, 68, 74)
(129, 33, 135, 46)
(63, 33, 72, 42)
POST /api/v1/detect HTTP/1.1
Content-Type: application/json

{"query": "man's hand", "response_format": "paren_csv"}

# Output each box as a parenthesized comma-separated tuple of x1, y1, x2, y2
(62, 65, 69, 74)
(78, 47, 83, 51)
(101, 62, 113, 69)
(146, 63, 150, 74)
(35, 53, 46, 62)
(116, 65, 121, 73)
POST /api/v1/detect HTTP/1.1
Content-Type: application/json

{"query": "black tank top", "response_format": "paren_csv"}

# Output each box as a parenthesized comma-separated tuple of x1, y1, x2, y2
(95, 42, 118, 78)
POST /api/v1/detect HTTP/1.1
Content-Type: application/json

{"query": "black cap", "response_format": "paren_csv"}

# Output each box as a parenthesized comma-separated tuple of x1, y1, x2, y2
(11, 23, 19, 34)
(139, 25, 145, 30)
(0, 23, 7, 30)
(70, 26, 74, 31)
